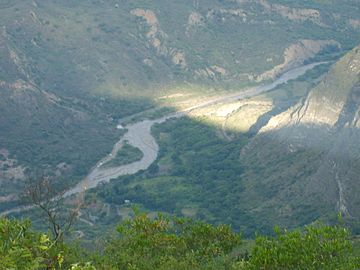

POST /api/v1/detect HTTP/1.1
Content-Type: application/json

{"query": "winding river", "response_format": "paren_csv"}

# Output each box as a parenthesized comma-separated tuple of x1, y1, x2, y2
(64, 62, 325, 197)
(0, 62, 325, 216)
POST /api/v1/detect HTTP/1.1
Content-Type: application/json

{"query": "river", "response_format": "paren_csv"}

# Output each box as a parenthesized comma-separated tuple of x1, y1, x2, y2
(64, 61, 325, 197)
(0, 62, 325, 216)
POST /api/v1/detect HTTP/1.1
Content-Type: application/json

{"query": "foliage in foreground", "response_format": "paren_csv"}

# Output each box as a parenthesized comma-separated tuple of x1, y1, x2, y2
(0, 215, 359, 269)
(0, 218, 60, 270)
(99, 213, 240, 270)
(247, 225, 359, 270)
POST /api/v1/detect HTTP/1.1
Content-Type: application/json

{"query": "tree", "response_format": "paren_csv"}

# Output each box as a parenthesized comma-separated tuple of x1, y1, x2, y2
(23, 176, 82, 243)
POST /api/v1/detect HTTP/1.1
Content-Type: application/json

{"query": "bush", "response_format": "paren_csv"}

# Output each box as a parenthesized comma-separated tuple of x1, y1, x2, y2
(100, 213, 241, 269)
(0, 218, 93, 270)
(0, 218, 57, 269)
(246, 224, 360, 270)
(0, 217, 359, 269)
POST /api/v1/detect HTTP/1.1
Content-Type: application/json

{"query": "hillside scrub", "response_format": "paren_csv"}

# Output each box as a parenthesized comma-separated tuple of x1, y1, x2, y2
(0, 215, 359, 269)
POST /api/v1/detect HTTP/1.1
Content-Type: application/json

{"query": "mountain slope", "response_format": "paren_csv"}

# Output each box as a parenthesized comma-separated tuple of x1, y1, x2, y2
(241, 46, 360, 230)
(0, 39, 121, 203)
(0, 0, 359, 99)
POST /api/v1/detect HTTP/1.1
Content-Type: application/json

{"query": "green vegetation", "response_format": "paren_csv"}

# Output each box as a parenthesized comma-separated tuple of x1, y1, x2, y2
(248, 225, 359, 270)
(0, 218, 73, 270)
(1, 215, 359, 269)
(0, 86, 125, 199)
(102, 142, 143, 168)
(97, 117, 254, 233)
(1, 0, 360, 255)
(100, 213, 241, 269)
(93, 102, 352, 236)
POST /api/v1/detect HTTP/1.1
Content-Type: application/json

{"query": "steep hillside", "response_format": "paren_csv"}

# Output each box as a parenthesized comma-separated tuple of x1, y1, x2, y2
(0, 0, 359, 99)
(0, 39, 122, 207)
(241, 46, 360, 230)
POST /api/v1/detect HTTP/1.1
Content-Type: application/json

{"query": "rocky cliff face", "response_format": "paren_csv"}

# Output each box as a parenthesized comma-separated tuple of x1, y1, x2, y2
(263, 46, 360, 129)
(241, 46, 360, 228)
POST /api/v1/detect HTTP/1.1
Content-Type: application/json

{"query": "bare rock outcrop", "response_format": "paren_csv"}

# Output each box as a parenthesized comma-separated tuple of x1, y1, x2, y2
(194, 65, 228, 80)
(131, 8, 187, 68)
(256, 39, 341, 82)
(258, 0, 323, 25)
(207, 8, 248, 22)
(0, 149, 26, 185)
(261, 46, 359, 131)
(348, 19, 360, 29)
(186, 11, 205, 35)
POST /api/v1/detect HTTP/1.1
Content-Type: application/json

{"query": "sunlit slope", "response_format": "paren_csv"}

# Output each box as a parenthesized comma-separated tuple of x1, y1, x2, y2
(0, 0, 359, 99)
(241, 46, 360, 230)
